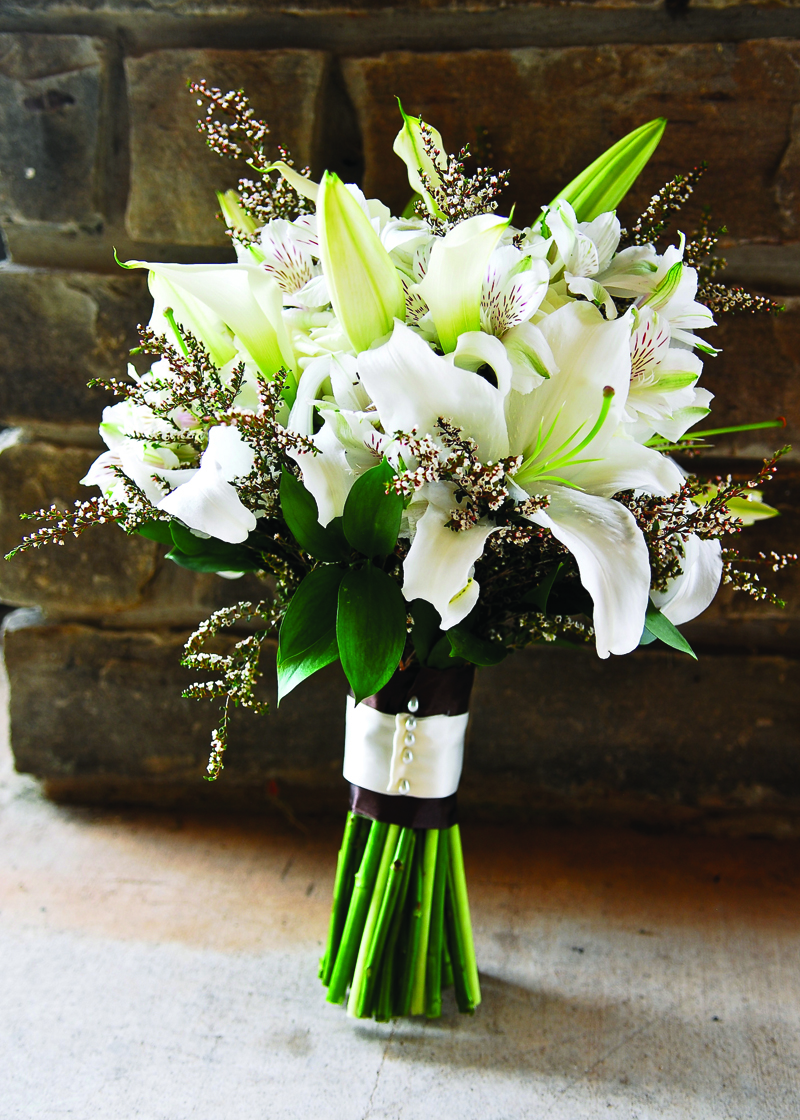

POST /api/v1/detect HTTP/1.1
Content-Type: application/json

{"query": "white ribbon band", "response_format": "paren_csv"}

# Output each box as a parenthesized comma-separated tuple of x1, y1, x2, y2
(343, 696, 468, 799)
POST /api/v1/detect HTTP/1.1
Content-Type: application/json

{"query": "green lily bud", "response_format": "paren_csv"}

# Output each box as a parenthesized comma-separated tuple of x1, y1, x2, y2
(392, 99, 447, 219)
(551, 117, 667, 222)
(317, 170, 406, 353)
(216, 190, 258, 237)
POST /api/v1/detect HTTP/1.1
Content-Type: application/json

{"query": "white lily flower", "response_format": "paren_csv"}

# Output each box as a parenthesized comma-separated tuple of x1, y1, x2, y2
(401, 483, 498, 628)
(157, 426, 257, 544)
(416, 213, 510, 353)
(125, 260, 297, 383)
(289, 416, 355, 526)
(358, 319, 510, 463)
(650, 533, 723, 626)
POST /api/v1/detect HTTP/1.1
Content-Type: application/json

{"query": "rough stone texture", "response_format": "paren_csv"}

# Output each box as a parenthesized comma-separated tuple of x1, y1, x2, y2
(125, 48, 328, 245)
(343, 40, 800, 238)
(4, 722, 800, 1120)
(0, 438, 160, 614)
(7, 619, 800, 832)
(0, 34, 104, 230)
(0, 266, 152, 425)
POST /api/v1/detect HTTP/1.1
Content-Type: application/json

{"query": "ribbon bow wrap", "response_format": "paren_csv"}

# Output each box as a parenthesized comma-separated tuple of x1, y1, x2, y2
(343, 665, 475, 829)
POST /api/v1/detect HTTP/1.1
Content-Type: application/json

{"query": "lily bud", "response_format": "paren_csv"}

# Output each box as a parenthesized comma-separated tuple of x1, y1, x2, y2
(216, 190, 258, 238)
(392, 100, 447, 219)
(551, 117, 667, 222)
(316, 171, 406, 353)
(417, 212, 509, 354)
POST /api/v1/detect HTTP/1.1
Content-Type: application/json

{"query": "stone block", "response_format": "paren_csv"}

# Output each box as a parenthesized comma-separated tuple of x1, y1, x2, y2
(125, 48, 328, 245)
(0, 34, 104, 230)
(6, 619, 800, 832)
(698, 299, 800, 456)
(0, 436, 160, 614)
(342, 40, 800, 240)
(0, 431, 271, 623)
(0, 266, 152, 426)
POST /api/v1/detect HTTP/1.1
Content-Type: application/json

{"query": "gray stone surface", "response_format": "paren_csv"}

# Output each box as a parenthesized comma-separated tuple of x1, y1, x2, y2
(0, 265, 151, 425)
(125, 48, 328, 245)
(343, 40, 800, 238)
(2, 707, 800, 1120)
(0, 436, 159, 614)
(6, 616, 800, 833)
(0, 34, 104, 230)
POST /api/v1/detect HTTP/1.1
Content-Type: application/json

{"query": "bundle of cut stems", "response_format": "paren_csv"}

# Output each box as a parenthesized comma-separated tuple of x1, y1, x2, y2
(320, 812, 481, 1020)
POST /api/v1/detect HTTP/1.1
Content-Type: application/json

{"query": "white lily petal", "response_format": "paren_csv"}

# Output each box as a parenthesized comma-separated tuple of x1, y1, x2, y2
(651, 534, 723, 626)
(288, 355, 334, 437)
(205, 425, 256, 482)
(158, 459, 256, 544)
(568, 435, 684, 497)
(289, 417, 353, 526)
(448, 331, 513, 397)
(358, 320, 509, 461)
(528, 487, 651, 658)
(402, 484, 496, 629)
(417, 213, 510, 353)
(502, 321, 559, 393)
(147, 271, 236, 368)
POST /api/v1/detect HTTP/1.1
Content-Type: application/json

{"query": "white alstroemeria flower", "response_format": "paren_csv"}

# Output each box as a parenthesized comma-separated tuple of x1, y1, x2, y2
(637, 239, 716, 352)
(256, 218, 329, 309)
(624, 308, 712, 441)
(158, 426, 257, 544)
(650, 533, 723, 625)
(507, 302, 684, 657)
(481, 245, 549, 337)
(536, 200, 621, 318)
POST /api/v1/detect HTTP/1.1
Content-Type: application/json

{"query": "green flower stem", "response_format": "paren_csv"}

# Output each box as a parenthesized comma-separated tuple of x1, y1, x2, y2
(442, 935, 454, 990)
(375, 830, 416, 1022)
(448, 824, 481, 1007)
(347, 823, 400, 1016)
(320, 811, 362, 985)
(444, 858, 474, 1013)
(355, 826, 415, 1018)
(396, 836, 424, 1017)
(410, 828, 440, 1015)
(327, 819, 388, 1004)
(425, 827, 449, 1018)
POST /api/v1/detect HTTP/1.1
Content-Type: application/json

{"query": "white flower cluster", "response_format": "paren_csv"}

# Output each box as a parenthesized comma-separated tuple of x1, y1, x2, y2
(84, 114, 725, 660)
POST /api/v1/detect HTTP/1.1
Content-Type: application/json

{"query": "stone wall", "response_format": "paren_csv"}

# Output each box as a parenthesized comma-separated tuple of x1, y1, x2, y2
(1, 0, 800, 831)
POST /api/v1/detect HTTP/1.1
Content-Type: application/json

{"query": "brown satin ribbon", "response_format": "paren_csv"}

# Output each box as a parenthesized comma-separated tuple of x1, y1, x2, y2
(348, 663, 474, 829)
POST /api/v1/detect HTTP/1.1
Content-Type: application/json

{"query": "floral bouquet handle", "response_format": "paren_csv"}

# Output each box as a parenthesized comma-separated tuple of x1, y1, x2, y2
(321, 664, 479, 1019)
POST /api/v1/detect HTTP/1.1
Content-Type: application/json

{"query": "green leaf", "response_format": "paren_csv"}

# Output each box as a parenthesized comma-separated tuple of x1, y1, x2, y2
(280, 470, 350, 562)
(337, 564, 407, 703)
(409, 598, 442, 665)
(447, 626, 507, 667)
(551, 117, 667, 222)
(136, 520, 173, 546)
(522, 563, 564, 613)
(277, 565, 344, 702)
(170, 522, 207, 556)
(427, 634, 457, 670)
(342, 459, 403, 560)
(643, 603, 697, 660)
(166, 542, 262, 573)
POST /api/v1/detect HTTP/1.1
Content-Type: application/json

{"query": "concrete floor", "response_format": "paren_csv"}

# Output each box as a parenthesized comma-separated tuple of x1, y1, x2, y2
(2, 705, 800, 1117)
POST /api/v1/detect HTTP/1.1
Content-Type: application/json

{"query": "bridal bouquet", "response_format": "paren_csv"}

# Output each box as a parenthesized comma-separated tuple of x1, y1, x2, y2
(11, 85, 794, 1021)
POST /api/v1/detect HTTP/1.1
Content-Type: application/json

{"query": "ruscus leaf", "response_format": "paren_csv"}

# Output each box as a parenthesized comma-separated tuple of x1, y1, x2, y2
(342, 459, 403, 560)
(643, 603, 697, 660)
(277, 565, 345, 701)
(337, 564, 407, 703)
(280, 470, 350, 562)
